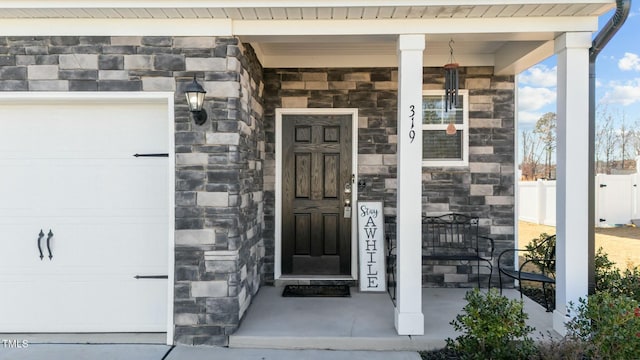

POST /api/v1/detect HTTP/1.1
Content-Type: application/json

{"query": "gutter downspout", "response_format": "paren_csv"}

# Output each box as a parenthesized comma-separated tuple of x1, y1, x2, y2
(588, 0, 632, 295)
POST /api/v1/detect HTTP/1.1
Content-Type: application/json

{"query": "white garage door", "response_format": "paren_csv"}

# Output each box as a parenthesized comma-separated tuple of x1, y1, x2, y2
(0, 96, 171, 332)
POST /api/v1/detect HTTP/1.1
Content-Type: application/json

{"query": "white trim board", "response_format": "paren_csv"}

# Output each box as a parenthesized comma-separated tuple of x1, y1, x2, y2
(0, 92, 175, 345)
(275, 108, 359, 281)
(0, 16, 597, 36)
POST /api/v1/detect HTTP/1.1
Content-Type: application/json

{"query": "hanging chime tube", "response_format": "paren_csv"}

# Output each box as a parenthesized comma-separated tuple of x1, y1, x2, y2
(444, 63, 459, 111)
(454, 66, 458, 106)
(444, 66, 453, 111)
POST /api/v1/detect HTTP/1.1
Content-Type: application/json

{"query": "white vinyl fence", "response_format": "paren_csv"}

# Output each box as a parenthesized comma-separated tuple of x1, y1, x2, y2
(519, 169, 640, 227)
(519, 180, 557, 226)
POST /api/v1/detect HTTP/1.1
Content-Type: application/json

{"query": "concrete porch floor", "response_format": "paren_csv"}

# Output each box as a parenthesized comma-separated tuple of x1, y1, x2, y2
(229, 286, 556, 351)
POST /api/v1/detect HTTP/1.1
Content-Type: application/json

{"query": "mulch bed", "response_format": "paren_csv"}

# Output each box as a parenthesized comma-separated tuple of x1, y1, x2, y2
(522, 286, 556, 312)
(420, 348, 461, 360)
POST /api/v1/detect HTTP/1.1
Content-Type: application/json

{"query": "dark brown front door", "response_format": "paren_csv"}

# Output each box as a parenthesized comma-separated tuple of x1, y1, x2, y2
(282, 114, 353, 275)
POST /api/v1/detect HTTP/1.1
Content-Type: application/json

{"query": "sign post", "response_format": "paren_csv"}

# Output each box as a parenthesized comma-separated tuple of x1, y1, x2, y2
(358, 201, 386, 292)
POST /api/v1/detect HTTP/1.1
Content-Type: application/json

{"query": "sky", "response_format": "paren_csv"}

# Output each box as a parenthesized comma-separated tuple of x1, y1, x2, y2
(517, 4, 640, 135)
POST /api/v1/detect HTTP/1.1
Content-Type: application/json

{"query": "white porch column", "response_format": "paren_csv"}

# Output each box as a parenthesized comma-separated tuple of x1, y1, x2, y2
(554, 32, 592, 334)
(395, 34, 425, 336)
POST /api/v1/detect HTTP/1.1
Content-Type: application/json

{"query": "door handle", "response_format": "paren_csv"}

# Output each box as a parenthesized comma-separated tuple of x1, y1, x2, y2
(37, 230, 44, 260)
(46, 230, 54, 260)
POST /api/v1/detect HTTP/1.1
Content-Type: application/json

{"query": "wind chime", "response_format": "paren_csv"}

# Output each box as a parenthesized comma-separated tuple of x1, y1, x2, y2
(444, 39, 459, 135)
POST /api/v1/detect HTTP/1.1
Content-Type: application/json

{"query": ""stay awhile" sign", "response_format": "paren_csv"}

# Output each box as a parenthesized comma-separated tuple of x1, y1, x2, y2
(357, 201, 386, 292)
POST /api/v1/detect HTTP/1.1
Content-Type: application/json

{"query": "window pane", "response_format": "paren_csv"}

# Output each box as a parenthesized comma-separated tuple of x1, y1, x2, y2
(423, 130, 463, 160)
(422, 95, 463, 125)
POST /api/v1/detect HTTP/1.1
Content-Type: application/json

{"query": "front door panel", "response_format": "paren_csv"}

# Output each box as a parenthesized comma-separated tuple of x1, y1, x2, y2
(282, 114, 352, 275)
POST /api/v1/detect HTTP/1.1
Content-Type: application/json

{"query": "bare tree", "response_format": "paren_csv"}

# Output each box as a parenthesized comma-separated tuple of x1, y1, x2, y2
(617, 111, 633, 170)
(595, 107, 618, 174)
(521, 129, 544, 180)
(533, 112, 556, 179)
(630, 121, 640, 159)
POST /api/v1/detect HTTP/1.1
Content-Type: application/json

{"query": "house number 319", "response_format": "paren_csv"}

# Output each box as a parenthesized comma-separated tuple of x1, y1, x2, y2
(409, 105, 416, 143)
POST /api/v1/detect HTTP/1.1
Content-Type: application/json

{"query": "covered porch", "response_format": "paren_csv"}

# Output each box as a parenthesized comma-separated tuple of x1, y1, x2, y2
(0, 0, 617, 345)
(228, 286, 554, 351)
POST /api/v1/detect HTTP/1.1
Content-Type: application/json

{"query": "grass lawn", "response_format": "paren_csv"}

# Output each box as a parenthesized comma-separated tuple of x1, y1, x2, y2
(518, 221, 640, 270)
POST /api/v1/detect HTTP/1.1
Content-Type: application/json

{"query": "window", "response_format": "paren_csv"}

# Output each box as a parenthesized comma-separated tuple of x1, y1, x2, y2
(422, 89, 469, 167)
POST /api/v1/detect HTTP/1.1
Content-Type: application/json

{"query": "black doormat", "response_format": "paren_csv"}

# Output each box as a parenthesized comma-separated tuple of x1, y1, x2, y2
(282, 284, 351, 297)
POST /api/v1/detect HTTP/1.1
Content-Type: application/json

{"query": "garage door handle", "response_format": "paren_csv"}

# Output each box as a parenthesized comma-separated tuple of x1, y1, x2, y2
(37, 230, 44, 260)
(133, 153, 169, 157)
(134, 275, 168, 279)
(46, 230, 54, 260)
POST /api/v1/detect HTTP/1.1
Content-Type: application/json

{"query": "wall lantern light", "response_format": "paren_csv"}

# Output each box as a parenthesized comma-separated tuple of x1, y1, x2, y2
(185, 76, 207, 125)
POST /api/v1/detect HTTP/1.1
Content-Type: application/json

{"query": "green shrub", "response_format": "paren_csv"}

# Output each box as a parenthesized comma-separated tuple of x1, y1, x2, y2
(566, 291, 640, 359)
(614, 267, 640, 301)
(595, 247, 619, 292)
(524, 232, 555, 278)
(446, 288, 536, 360)
(595, 247, 640, 302)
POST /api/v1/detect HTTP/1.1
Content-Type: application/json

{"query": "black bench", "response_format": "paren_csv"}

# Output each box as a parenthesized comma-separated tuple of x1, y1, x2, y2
(498, 234, 556, 312)
(386, 213, 494, 301)
(423, 213, 494, 288)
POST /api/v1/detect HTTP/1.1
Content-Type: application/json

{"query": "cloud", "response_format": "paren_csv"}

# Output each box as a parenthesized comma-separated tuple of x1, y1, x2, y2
(517, 85, 556, 124)
(518, 86, 556, 112)
(517, 65, 558, 125)
(518, 111, 543, 124)
(518, 65, 557, 87)
(600, 79, 640, 106)
(619, 52, 640, 72)
(596, 79, 603, 88)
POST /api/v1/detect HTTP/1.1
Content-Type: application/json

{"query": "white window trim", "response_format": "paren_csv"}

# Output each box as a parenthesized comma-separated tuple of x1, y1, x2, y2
(422, 89, 469, 167)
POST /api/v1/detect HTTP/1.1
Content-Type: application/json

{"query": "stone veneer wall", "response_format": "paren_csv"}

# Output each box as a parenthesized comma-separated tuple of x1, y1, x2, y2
(422, 67, 516, 287)
(0, 36, 265, 345)
(263, 67, 514, 288)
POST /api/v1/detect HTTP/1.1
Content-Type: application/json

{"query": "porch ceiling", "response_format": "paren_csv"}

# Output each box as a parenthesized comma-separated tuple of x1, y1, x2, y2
(245, 34, 557, 73)
(0, 1, 615, 74)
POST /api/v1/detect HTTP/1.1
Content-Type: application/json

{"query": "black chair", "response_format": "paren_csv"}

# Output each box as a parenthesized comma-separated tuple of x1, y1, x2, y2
(498, 234, 556, 311)
(386, 235, 396, 304)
